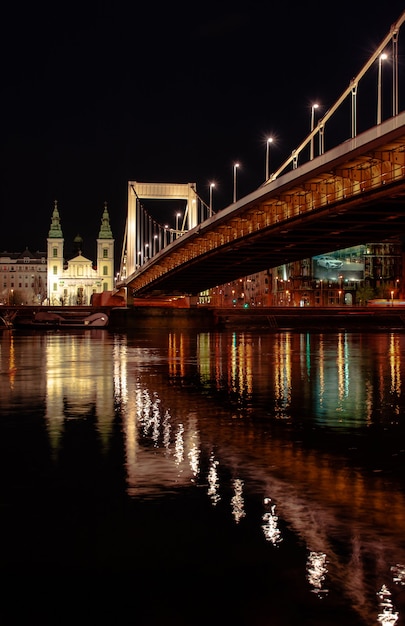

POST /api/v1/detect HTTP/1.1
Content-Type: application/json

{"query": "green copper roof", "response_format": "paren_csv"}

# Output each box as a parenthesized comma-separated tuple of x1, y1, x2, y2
(99, 203, 113, 239)
(48, 201, 63, 238)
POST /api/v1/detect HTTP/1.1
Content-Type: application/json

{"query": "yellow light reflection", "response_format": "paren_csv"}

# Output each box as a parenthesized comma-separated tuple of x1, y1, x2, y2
(274, 334, 292, 418)
(389, 334, 401, 406)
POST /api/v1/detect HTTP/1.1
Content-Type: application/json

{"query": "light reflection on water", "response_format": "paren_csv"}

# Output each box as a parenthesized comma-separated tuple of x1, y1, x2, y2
(1, 328, 405, 625)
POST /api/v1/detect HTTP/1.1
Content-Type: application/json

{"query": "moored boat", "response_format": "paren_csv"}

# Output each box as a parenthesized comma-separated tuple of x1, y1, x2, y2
(14, 310, 109, 329)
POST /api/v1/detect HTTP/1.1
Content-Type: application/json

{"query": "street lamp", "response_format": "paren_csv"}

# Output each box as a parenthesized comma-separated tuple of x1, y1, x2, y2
(209, 183, 215, 217)
(233, 163, 239, 203)
(266, 137, 273, 181)
(175, 212, 181, 236)
(310, 103, 319, 160)
(377, 52, 387, 124)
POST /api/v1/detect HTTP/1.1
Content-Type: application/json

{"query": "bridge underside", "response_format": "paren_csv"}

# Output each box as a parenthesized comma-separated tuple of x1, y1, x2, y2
(125, 122, 405, 297)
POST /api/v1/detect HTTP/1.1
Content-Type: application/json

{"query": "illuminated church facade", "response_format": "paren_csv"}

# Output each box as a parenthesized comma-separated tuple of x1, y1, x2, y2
(47, 201, 115, 306)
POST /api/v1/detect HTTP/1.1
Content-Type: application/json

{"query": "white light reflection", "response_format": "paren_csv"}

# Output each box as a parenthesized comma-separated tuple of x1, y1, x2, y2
(231, 478, 246, 523)
(377, 584, 399, 625)
(307, 551, 329, 596)
(186, 413, 200, 478)
(391, 563, 405, 586)
(162, 409, 171, 453)
(174, 423, 184, 466)
(188, 437, 200, 477)
(262, 497, 282, 545)
(207, 453, 221, 505)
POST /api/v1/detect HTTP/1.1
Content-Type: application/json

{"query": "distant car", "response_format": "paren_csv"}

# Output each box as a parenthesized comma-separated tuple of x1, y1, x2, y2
(316, 255, 343, 269)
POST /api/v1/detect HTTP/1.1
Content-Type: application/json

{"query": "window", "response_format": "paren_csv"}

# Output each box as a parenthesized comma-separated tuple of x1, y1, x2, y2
(53, 266, 58, 275)
(53, 283, 58, 291)
(103, 248, 108, 258)
(53, 248, 58, 257)
(103, 265, 108, 275)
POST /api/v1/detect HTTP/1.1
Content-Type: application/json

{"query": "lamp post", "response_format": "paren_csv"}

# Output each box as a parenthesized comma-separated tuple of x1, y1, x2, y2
(175, 212, 181, 237)
(209, 183, 215, 217)
(266, 137, 273, 181)
(233, 163, 239, 203)
(377, 53, 387, 125)
(310, 103, 319, 160)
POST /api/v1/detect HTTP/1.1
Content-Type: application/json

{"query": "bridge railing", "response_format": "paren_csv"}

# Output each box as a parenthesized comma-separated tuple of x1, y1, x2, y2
(119, 10, 405, 285)
(268, 10, 405, 183)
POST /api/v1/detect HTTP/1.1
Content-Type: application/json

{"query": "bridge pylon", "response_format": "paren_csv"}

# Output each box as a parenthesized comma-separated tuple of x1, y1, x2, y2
(125, 181, 198, 278)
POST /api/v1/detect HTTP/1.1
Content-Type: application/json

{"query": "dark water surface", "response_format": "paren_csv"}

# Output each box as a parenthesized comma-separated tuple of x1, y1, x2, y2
(1, 328, 405, 625)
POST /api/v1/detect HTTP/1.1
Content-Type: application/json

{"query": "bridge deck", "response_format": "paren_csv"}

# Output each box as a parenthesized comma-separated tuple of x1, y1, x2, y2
(123, 114, 405, 297)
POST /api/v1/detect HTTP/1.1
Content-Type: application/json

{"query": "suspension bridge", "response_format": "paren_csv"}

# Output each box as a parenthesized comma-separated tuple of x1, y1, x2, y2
(117, 10, 405, 301)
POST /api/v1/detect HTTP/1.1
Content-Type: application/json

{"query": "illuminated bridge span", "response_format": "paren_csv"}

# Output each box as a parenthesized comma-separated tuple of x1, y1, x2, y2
(119, 11, 405, 298)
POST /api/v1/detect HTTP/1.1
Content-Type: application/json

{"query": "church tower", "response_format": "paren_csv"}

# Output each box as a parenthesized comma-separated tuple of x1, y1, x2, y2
(96, 202, 115, 291)
(47, 200, 64, 304)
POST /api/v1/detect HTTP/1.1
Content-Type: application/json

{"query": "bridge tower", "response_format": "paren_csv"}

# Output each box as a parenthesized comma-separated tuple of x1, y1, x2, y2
(125, 181, 198, 277)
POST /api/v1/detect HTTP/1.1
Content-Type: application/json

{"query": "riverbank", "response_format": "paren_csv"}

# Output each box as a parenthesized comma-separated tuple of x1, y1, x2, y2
(109, 305, 405, 331)
(6, 304, 405, 332)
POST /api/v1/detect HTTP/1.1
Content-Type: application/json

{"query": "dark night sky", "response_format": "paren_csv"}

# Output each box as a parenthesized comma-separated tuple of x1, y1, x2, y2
(1, 1, 405, 263)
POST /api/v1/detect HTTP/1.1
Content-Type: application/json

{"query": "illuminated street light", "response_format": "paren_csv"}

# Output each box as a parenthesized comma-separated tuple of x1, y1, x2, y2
(209, 183, 215, 217)
(377, 52, 387, 124)
(175, 212, 181, 236)
(310, 103, 319, 160)
(266, 137, 273, 181)
(233, 163, 239, 203)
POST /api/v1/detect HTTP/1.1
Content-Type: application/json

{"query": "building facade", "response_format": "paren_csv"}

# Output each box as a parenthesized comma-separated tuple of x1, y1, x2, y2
(47, 201, 115, 305)
(1, 202, 115, 306)
(1, 248, 47, 305)
(202, 241, 404, 307)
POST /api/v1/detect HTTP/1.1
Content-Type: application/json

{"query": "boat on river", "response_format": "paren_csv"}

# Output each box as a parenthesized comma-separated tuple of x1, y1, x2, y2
(14, 310, 109, 329)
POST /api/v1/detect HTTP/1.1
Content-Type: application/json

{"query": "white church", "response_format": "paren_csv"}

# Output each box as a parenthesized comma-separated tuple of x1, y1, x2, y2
(47, 200, 115, 306)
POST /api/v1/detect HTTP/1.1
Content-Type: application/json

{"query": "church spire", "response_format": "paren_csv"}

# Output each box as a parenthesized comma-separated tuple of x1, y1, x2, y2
(98, 201, 113, 239)
(48, 200, 63, 238)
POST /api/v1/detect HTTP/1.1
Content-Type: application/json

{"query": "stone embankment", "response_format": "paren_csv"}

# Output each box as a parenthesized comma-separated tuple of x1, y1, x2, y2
(109, 305, 405, 331)
(212, 306, 405, 331)
(7, 305, 405, 332)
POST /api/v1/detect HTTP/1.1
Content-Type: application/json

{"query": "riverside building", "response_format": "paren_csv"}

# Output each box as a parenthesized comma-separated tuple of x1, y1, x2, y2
(1, 202, 115, 306)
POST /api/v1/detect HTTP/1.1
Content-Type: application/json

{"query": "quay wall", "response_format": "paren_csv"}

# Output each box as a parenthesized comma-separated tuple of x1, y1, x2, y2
(109, 306, 405, 331)
(6, 305, 405, 331)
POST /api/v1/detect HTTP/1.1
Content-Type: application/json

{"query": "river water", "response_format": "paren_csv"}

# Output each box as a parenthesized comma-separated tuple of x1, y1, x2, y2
(1, 328, 405, 625)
